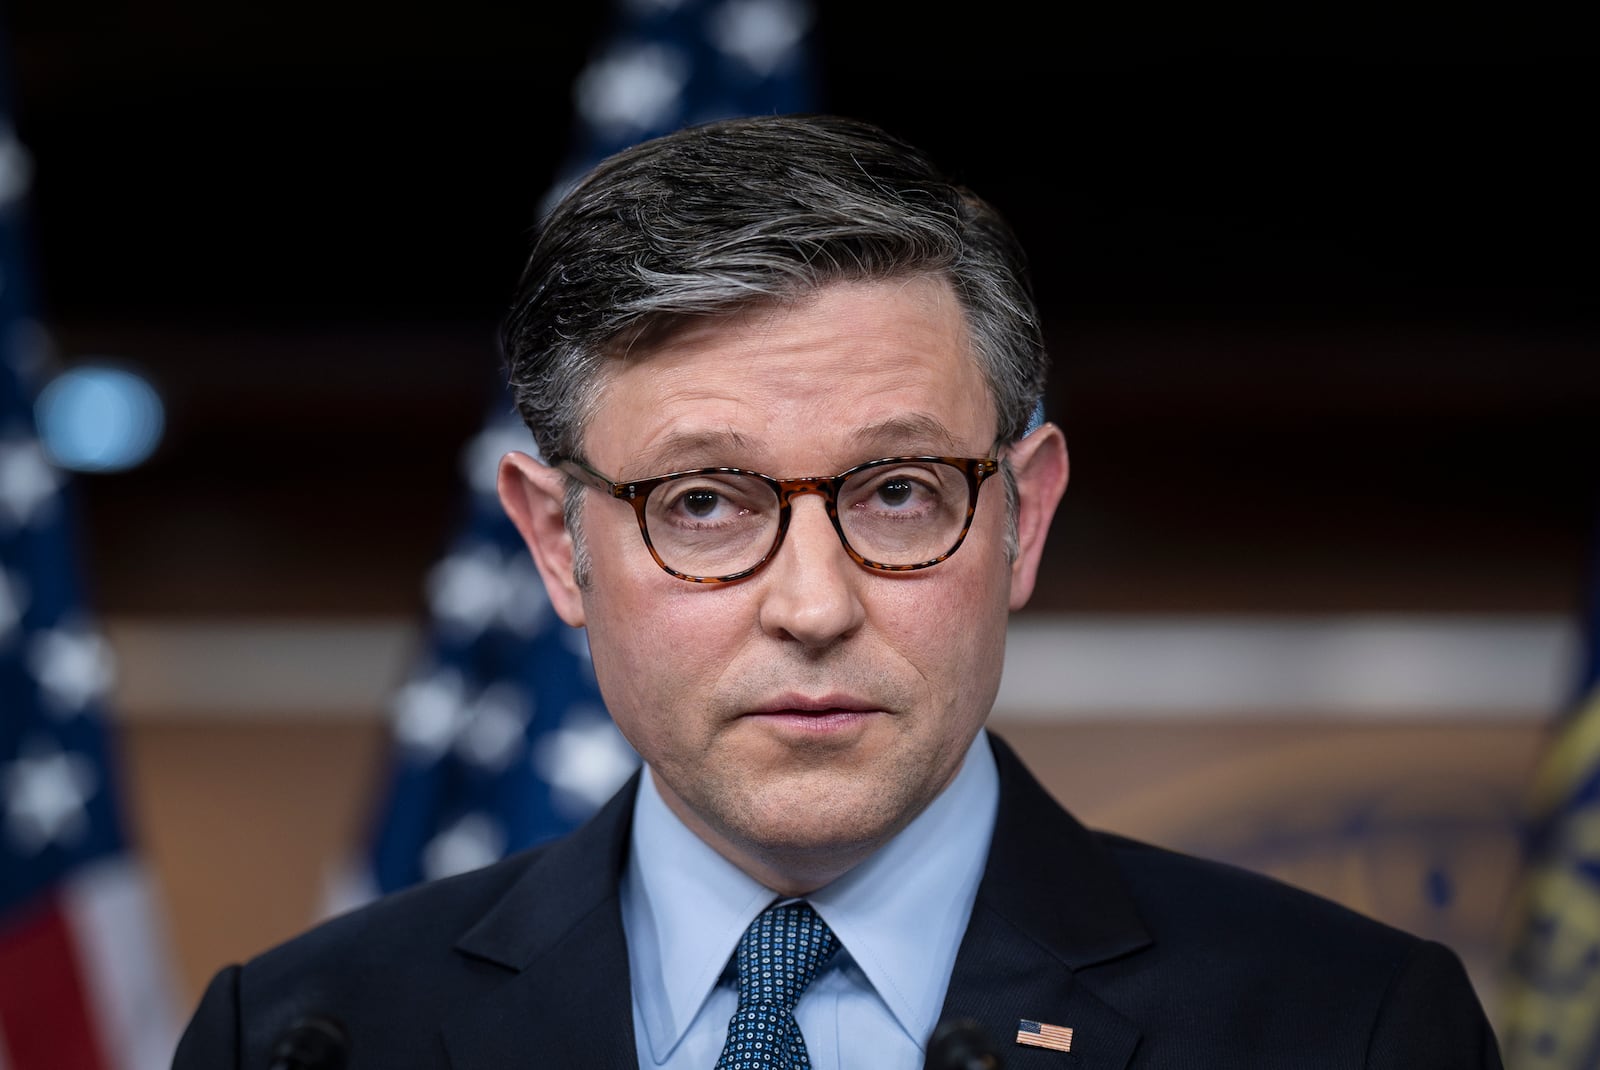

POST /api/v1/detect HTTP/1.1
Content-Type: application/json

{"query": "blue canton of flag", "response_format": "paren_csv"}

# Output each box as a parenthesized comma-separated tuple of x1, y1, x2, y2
(347, 0, 817, 902)
(0, 27, 179, 1070)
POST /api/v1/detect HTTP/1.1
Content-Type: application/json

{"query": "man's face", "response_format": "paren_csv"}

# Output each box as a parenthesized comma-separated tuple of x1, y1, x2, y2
(502, 277, 1066, 892)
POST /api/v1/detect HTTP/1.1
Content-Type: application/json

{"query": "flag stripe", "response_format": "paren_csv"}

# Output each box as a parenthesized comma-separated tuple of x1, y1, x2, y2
(0, 895, 110, 1070)
(60, 860, 182, 1070)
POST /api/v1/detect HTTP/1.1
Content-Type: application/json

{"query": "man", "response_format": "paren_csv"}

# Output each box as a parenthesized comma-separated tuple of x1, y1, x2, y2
(173, 114, 1502, 1069)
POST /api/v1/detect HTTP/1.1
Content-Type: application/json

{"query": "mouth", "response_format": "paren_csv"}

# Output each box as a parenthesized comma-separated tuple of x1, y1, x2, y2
(749, 693, 879, 716)
(743, 694, 884, 732)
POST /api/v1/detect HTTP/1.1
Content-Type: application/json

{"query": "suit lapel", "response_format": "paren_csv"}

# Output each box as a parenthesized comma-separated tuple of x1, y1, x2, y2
(430, 736, 1152, 1069)
(441, 773, 642, 1070)
(936, 735, 1151, 1070)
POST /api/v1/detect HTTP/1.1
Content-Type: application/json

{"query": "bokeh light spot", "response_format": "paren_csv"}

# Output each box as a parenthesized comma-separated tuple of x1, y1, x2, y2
(34, 363, 165, 472)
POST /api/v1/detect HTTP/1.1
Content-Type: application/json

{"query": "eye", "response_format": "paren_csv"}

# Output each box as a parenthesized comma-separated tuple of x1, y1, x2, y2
(662, 483, 741, 523)
(846, 466, 946, 516)
(874, 477, 917, 509)
(681, 488, 721, 518)
(653, 473, 771, 528)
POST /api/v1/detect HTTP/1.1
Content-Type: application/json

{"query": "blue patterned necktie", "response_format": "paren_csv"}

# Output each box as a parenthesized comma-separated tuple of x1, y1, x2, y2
(715, 901, 840, 1069)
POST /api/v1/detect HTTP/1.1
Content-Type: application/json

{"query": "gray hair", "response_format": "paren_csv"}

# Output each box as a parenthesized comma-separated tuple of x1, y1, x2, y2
(500, 114, 1050, 580)
(503, 114, 1048, 459)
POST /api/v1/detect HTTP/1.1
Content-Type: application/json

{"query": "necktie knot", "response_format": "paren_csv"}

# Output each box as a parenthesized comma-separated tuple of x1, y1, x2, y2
(717, 901, 839, 1069)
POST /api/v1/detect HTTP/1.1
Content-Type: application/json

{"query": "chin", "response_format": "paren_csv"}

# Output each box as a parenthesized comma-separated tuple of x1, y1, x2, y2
(734, 790, 915, 860)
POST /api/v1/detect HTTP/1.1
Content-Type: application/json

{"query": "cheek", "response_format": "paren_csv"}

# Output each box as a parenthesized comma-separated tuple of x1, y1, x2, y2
(585, 575, 750, 706)
(875, 561, 1010, 678)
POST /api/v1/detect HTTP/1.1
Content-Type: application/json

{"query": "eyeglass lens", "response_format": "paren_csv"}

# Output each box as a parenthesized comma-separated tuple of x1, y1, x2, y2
(643, 461, 972, 578)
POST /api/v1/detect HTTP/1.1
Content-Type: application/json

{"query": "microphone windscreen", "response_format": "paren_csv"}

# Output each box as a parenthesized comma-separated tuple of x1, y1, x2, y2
(927, 1017, 1003, 1069)
(269, 1014, 349, 1070)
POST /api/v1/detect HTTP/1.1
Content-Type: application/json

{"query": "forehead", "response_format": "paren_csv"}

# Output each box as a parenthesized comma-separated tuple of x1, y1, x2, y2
(583, 277, 997, 475)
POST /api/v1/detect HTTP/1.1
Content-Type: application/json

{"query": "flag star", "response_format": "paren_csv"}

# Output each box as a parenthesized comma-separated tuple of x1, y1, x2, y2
(707, 0, 811, 77)
(427, 542, 551, 640)
(2, 739, 99, 854)
(0, 435, 62, 529)
(454, 682, 531, 772)
(532, 710, 639, 817)
(391, 668, 468, 759)
(575, 42, 691, 137)
(28, 623, 115, 714)
(461, 415, 537, 498)
(421, 812, 505, 880)
(427, 543, 511, 637)
(499, 553, 552, 638)
(0, 566, 27, 644)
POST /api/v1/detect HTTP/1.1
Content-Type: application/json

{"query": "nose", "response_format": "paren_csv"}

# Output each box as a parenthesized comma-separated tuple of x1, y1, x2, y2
(756, 493, 866, 648)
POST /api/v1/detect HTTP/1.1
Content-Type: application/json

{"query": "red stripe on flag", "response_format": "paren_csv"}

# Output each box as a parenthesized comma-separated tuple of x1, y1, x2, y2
(0, 893, 111, 1070)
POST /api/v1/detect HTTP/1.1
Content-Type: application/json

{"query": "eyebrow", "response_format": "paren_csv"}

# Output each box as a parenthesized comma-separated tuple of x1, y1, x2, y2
(625, 428, 754, 477)
(625, 414, 966, 478)
(845, 413, 964, 456)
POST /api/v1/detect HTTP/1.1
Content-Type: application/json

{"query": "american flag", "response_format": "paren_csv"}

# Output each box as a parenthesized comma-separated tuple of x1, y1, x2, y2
(341, 0, 818, 903)
(0, 30, 180, 1070)
(1015, 1018, 1075, 1053)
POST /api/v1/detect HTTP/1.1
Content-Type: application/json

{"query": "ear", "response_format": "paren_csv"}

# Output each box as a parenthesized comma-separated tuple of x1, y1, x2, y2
(1004, 422, 1069, 611)
(497, 451, 587, 628)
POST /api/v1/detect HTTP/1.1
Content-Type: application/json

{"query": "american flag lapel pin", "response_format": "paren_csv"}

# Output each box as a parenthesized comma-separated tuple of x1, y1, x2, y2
(1016, 1018, 1074, 1053)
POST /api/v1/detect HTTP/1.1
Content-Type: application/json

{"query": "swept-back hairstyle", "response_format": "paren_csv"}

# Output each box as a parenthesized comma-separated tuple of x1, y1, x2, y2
(501, 113, 1049, 465)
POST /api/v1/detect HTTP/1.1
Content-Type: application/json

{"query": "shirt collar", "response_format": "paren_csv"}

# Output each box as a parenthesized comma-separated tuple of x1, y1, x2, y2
(808, 731, 998, 1046)
(622, 771, 773, 1063)
(622, 730, 998, 1060)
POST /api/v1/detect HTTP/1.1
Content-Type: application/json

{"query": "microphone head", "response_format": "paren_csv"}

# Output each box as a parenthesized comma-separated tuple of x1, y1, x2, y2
(927, 1017, 1003, 1069)
(269, 1014, 349, 1070)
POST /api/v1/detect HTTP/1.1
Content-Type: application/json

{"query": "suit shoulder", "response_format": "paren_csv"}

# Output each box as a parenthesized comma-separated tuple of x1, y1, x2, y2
(248, 844, 550, 974)
(1095, 828, 1429, 963)
(1090, 830, 1501, 1066)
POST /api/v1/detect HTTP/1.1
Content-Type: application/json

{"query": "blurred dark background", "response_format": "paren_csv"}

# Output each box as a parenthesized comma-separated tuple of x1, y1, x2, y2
(6, 4, 1593, 1023)
(7, 1, 1598, 621)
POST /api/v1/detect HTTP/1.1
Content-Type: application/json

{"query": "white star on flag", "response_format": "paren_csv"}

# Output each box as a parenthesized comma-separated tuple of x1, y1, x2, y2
(28, 622, 116, 715)
(575, 42, 692, 137)
(426, 541, 552, 639)
(461, 414, 538, 497)
(2, 738, 100, 854)
(391, 667, 470, 759)
(708, 0, 812, 77)
(391, 671, 533, 773)
(453, 681, 532, 773)
(421, 812, 507, 882)
(0, 434, 62, 528)
(532, 710, 640, 817)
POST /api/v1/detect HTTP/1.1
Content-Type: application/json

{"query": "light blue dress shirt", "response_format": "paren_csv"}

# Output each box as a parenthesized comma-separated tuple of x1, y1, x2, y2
(621, 729, 999, 1070)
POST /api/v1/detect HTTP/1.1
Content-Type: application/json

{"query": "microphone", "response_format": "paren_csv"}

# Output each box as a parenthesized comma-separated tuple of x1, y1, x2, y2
(927, 1018, 1004, 1069)
(268, 1014, 349, 1070)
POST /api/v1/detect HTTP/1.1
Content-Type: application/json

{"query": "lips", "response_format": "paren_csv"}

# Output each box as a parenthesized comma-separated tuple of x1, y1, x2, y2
(748, 693, 880, 716)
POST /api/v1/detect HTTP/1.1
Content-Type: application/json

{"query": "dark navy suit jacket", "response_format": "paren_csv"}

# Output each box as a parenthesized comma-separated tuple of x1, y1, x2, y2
(173, 734, 1504, 1068)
